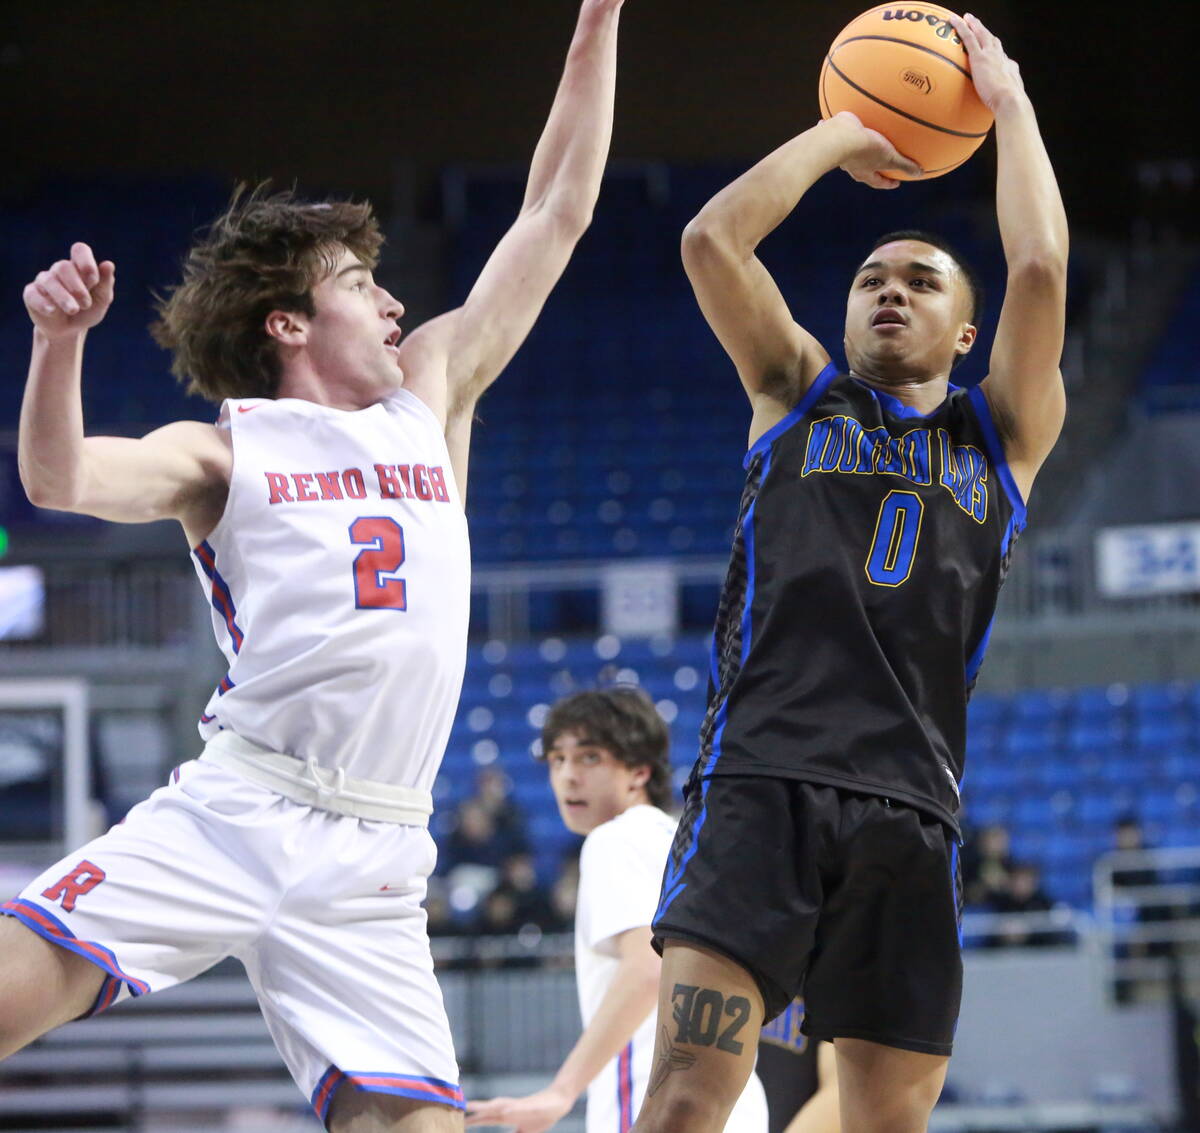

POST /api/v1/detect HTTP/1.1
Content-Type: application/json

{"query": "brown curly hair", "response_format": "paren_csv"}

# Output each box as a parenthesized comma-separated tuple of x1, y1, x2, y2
(151, 186, 384, 403)
(539, 686, 674, 811)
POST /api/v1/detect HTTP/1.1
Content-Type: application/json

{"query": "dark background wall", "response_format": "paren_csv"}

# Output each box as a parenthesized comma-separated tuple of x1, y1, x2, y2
(3, 0, 1194, 236)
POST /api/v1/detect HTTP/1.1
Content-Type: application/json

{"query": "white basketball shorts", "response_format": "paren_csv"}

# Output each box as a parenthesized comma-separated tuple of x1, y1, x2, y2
(1, 757, 463, 1123)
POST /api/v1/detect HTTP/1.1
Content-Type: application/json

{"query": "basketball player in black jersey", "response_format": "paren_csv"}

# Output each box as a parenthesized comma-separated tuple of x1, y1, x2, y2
(636, 15, 1066, 1133)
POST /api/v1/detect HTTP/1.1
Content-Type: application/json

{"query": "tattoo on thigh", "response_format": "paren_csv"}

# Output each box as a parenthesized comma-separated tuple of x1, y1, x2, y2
(648, 1024, 697, 1097)
(670, 983, 753, 1055)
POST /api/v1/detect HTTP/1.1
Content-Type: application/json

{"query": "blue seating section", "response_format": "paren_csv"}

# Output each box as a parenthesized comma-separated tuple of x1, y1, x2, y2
(0, 177, 229, 430)
(2, 172, 1099, 565)
(451, 162, 1018, 562)
(437, 636, 1200, 907)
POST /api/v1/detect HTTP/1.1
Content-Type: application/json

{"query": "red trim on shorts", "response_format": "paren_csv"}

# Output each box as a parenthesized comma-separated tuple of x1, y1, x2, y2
(1, 898, 150, 997)
(311, 1064, 466, 1125)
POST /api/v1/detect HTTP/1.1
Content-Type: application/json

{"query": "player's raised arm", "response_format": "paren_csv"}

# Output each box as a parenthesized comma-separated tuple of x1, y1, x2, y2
(400, 0, 624, 494)
(681, 113, 921, 434)
(954, 13, 1068, 493)
(19, 244, 229, 538)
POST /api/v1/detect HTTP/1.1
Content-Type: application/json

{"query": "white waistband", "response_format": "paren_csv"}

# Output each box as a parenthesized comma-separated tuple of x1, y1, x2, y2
(200, 732, 433, 827)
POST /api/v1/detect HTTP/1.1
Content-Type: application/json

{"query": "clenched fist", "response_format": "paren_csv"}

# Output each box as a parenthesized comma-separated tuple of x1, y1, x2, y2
(24, 243, 115, 339)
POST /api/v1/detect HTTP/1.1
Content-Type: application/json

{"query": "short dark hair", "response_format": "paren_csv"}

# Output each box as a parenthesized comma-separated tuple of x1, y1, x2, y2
(539, 687, 673, 811)
(863, 229, 985, 326)
(151, 184, 384, 404)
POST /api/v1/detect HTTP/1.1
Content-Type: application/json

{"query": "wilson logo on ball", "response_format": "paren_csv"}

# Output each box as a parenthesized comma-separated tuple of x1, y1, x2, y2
(881, 9, 962, 42)
(901, 68, 934, 94)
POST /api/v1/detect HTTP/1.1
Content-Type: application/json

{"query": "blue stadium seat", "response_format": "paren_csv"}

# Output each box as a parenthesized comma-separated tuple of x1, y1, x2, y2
(1011, 688, 1068, 725)
(1066, 721, 1126, 754)
(1069, 686, 1129, 721)
(1003, 724, 1059, 760)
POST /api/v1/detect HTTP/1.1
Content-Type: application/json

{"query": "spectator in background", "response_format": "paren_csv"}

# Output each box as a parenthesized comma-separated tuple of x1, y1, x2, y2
(476, 766, 532, 858)
(984, 861, 1068, 948)
(491, 852, 558, 933)
(548, 853, 581, 936)
(963, 823, 1015, 908)
(440, 797, 512, 873)
(1110, 812, 1172, 1000)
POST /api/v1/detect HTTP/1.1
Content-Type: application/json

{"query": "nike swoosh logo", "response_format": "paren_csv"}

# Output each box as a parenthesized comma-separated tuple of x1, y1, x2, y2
(237, 405, 261, 414)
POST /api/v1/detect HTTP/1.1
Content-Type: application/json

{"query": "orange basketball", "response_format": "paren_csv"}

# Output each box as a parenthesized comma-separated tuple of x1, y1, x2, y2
(818, 3, 993, 180)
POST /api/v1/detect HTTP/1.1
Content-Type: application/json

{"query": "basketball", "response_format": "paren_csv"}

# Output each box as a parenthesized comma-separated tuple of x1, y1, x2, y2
(819, 3, 994, 180)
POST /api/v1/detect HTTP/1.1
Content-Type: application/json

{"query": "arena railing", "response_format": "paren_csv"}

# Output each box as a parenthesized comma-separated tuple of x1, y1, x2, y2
(1093, 845, 1200, 1001)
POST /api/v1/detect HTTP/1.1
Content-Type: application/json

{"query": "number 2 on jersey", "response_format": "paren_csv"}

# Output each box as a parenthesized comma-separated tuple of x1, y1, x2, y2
(350, 517, 407, 610)
(865, 490, 924, 587)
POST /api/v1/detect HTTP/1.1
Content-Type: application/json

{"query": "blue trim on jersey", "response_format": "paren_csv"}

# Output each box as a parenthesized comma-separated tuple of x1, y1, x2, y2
(194, 540, 246, 654)
(964, 616, 995, 688)
(964, 512, 1019, 687)
(743, 363, 839, 469)
(853, 377, 962, 421)
(656, 449, 771, 921)
(966, 386, 1027, 525)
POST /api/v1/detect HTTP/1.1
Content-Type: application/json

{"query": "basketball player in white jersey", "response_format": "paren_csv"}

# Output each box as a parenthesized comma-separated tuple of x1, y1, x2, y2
(0, 2, 628, 1128)
(465, 689, 767, 1133)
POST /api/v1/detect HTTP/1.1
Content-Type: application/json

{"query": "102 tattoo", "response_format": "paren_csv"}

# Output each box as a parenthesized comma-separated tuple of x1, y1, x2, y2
(670, 983, 752, 1055)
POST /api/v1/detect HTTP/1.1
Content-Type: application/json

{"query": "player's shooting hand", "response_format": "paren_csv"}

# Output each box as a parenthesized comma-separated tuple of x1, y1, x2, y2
(950, 13, 1025, 112)
(465, 1086, 575, 1133)
(24, 243, 115, 339)
(830, 111, 923, 189)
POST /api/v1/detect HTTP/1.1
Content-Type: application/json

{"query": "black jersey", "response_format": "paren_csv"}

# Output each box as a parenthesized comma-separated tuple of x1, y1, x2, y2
(695, 364, 1026, 833)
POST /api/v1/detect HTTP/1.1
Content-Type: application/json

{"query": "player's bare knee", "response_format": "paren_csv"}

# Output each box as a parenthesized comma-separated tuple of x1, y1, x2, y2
(835, 1040, 946, 1133)
(636, 1085, 730, 1133)
(0, 919, 103, 1057)
(327, 1086, 463, 1133)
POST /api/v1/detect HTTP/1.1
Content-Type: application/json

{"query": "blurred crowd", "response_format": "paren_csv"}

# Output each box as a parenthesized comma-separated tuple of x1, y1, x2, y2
(428, 769, 578, 947)
(428, 769, 1195, 980)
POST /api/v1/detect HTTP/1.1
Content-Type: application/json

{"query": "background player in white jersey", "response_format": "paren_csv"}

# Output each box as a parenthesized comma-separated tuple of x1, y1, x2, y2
(466, 689, 767, 1133)
(0, 2, 628, 1128)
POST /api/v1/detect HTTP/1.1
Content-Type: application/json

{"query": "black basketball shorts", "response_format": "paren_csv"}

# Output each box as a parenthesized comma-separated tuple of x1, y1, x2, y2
(652, 776, 964, 1057)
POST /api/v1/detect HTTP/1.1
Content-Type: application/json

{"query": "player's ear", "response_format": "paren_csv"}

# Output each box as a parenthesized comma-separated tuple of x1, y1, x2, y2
(955, 321, 977, 358)
(630, 763, 651, 791)
(265, 309, 308, 347)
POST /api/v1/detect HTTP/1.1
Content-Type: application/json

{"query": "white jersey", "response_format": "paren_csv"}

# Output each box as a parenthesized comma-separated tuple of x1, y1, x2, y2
(576, 806, 767, 1133)
(191, 388, 470, 791)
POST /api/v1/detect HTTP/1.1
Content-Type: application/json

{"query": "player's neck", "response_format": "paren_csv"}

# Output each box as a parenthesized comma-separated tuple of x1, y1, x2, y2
(276, 361, 397, 412)
(849, 368, 951, 415)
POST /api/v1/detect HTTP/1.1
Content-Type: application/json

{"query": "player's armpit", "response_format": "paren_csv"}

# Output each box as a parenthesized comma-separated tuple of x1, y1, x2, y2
(38, 421, 232, 530)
